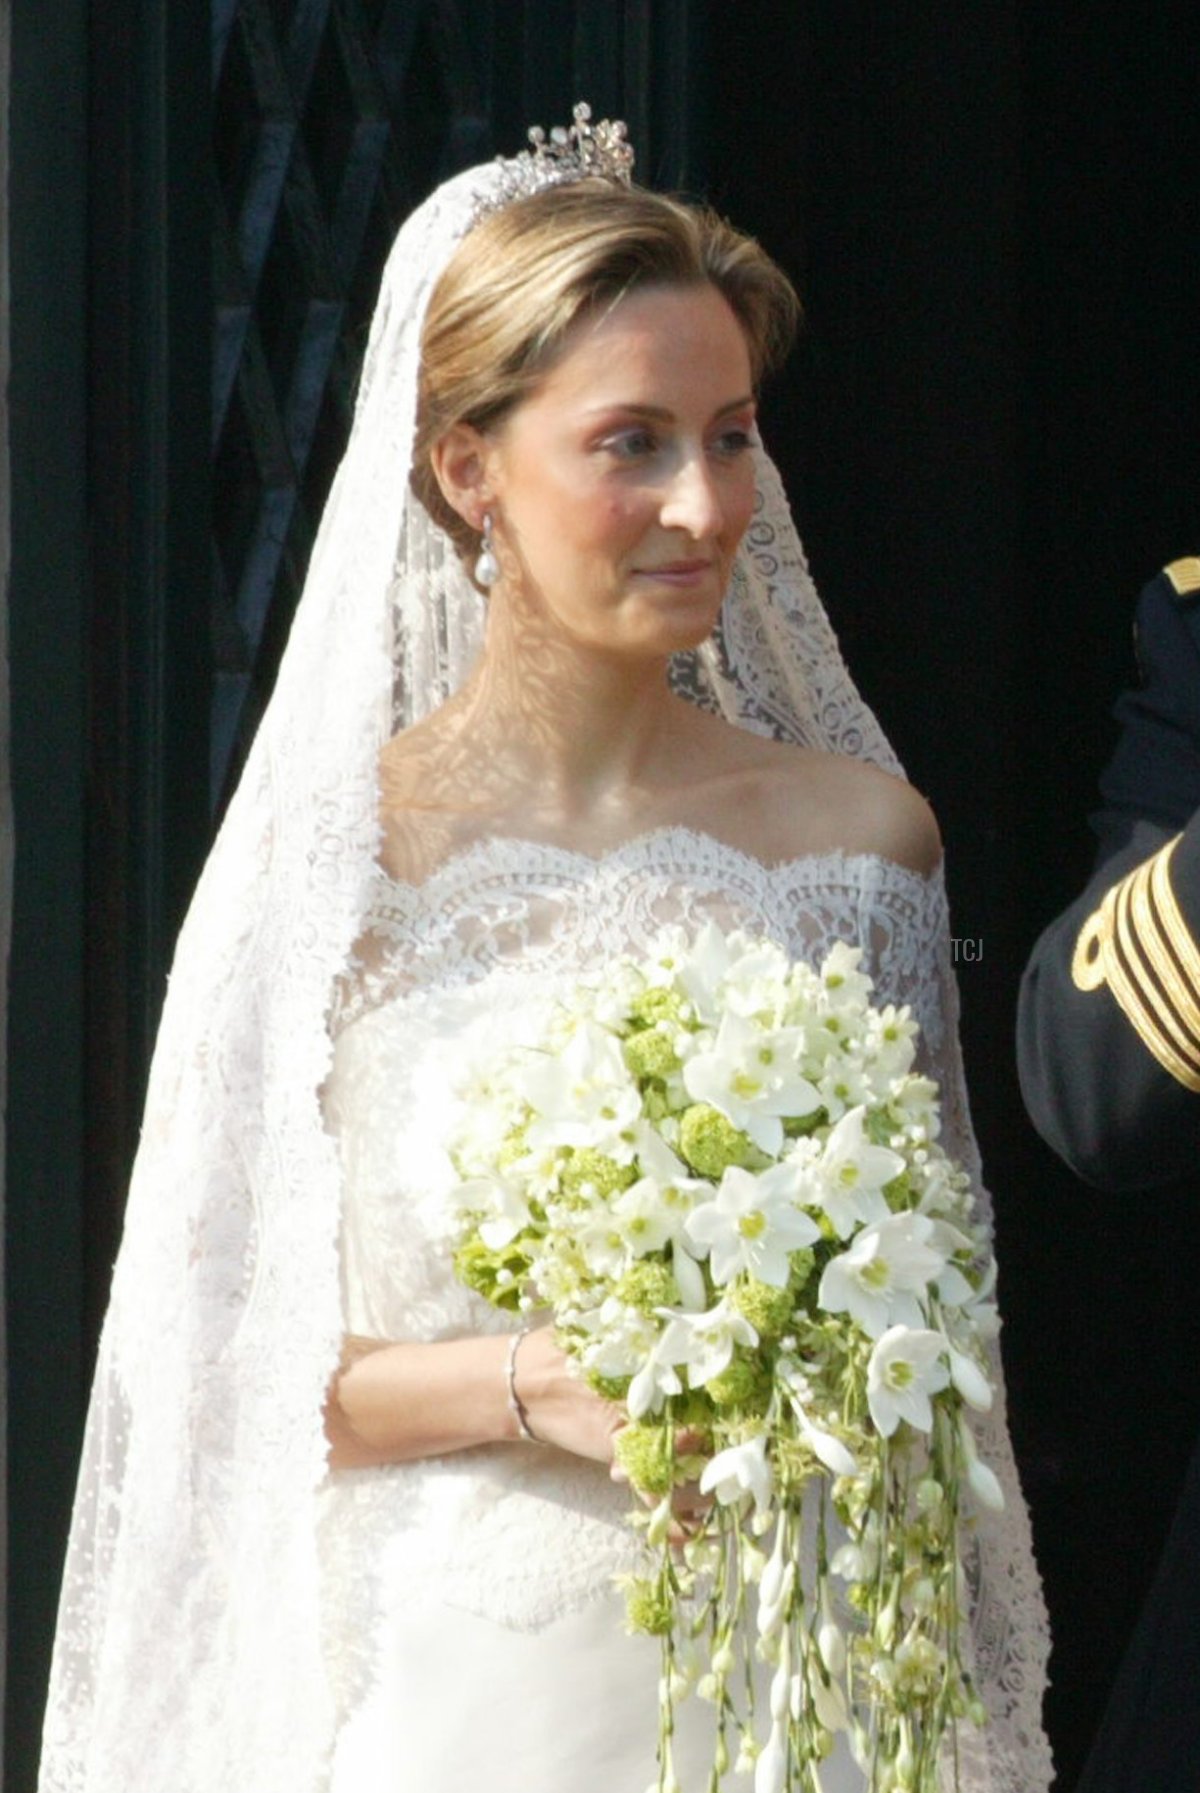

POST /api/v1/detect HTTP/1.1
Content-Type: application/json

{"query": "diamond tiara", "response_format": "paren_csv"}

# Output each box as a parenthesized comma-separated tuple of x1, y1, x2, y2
(479, 102, 635, 216)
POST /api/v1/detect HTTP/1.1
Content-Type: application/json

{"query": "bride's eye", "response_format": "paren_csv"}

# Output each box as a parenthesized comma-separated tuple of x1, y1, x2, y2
(710, 427, 754, 460)
(601, 428, 659, 463)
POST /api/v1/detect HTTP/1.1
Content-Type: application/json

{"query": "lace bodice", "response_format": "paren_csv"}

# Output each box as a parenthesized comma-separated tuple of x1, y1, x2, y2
(325, 829, 958, 1357)
(318, 830, 1051, 1788)
(333, 829, 947, 1031)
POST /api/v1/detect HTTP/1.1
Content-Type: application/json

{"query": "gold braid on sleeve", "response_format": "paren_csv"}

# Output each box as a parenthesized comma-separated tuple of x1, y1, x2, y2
(1071, 835, 1200, 1090)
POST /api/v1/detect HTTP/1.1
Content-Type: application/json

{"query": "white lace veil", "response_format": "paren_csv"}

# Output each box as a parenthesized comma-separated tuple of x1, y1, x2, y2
(39, 132, 1049, 1793)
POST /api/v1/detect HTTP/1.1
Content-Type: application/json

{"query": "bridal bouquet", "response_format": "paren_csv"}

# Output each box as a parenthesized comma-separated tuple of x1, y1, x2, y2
(448, 923, 1001, 1793)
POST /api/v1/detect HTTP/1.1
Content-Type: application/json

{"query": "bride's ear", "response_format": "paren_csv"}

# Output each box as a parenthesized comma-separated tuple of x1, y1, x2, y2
(430, 423, 495, 533)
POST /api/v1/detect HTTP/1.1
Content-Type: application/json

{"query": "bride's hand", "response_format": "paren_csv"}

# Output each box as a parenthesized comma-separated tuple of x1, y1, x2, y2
(609, 1425, 714, 1545)
(509, 1324, 625, 1463)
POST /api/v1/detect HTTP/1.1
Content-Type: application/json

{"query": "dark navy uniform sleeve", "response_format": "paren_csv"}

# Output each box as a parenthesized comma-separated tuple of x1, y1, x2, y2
(1017, 562, 1200, 1189)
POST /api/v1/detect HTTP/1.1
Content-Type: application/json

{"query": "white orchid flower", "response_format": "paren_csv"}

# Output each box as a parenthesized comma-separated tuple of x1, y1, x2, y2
(913, 1152, 960, 1216)
(698, 1433, 773, 1515)
(889, 1072, 942, 1128)
(807, 1105, 905, 1238)
(814, 1055, 878, 1123)
(674, 920, 792, 1024)
(449, 1175, 530, 1250)
(684, 1164, 820, 1288)
(574, 1214, 633, 1279)
(610, 1177, 677, 1257)
(658, 1298, 759, 1389)
(577, 1294, 660, 1382)
(817, 1211, 948, 1338)
(626, 1338, 686, 1421)
(935, 1261, 977, 1307)
(683, 1010, 821, 1155)
(866, 1324, 951, 1436)
(585, 959, 645, 1028)
(953, 1253, 1001, 1341)
(629, 1121, 691, 1186)
(518, 1022, 641, 1152)
(818, 1582, 847, 1676)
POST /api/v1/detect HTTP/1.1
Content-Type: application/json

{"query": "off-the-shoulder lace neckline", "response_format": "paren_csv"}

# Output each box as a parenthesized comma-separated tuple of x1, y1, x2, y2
(371, 824, 942, 899)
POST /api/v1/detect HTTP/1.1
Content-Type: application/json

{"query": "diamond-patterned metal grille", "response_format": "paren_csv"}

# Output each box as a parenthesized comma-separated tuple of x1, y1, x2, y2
(212, 0, 491, 807)
(212, 0, 705, 808)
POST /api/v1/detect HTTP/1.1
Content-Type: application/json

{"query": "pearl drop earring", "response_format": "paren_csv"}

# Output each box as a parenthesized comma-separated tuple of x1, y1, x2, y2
(474, 512, 499, 589)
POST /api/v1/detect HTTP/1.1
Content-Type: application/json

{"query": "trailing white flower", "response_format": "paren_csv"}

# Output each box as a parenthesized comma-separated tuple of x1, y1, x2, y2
(866, 1325, 952, 1437)
(754, 1719, 788, 1793)
(958, 1411, 1006, 1512)
(818, 1212, 949, 1338)
(699, 1434, 773, 1516)
(806, 1105, 906, 1238)
(658, 1299, 759, 1390)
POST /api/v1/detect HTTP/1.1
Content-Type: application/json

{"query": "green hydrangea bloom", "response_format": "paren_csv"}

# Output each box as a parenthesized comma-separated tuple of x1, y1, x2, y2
(557, 1147, 637, 1204)
(496, 1122, 532, 1171)
(705, 1355, 772, 1413)
(730, 1276, 796, 1340)
(613, 1422, 677, 1497)
(678, 1103, 755, 1178)
(628, 986, 686, 1029)
(622, 1027, 680, 1081)
(584, 1369, 631, 1403)
(451, 1237, 528, 1311)
(621, 1573, 675, 1636)
(615, 1260, 679, 1313)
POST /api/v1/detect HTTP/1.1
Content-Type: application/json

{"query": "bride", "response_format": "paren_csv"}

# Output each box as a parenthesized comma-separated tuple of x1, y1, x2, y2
(39, 111, 1051, 1792)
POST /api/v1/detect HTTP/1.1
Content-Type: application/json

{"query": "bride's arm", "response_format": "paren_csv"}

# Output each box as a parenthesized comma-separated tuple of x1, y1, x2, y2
(324, 1325, 625, 1469)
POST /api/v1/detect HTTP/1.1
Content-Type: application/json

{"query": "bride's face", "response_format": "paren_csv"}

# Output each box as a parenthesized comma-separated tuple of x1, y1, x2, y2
(481, 282, 757, 657)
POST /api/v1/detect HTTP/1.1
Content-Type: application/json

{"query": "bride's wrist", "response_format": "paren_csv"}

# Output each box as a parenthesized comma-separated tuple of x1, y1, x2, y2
(504, 1325, 545, 1444)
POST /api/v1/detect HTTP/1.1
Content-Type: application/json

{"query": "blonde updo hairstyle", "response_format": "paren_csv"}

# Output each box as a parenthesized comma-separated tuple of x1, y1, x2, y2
(411, 180, 801, 579)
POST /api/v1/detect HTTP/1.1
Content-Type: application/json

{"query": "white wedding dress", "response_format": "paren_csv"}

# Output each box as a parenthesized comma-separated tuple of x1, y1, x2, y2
(316, 829, 1048, 1793)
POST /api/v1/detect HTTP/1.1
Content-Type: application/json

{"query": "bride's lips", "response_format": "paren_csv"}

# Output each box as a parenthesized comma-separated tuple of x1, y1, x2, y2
(631, 559, 716, 586)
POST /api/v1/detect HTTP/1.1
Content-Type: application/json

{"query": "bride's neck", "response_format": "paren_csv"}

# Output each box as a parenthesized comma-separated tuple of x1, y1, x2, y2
(453, 593, 682, 813)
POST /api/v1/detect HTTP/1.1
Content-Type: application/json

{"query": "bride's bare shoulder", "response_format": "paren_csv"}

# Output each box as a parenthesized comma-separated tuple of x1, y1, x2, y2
(689, 719, 941, 876)
(806, 752, 942, 875)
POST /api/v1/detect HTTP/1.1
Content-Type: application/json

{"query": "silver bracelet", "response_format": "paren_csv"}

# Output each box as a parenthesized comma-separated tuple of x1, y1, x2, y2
(505, 1325, 542, 1444)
